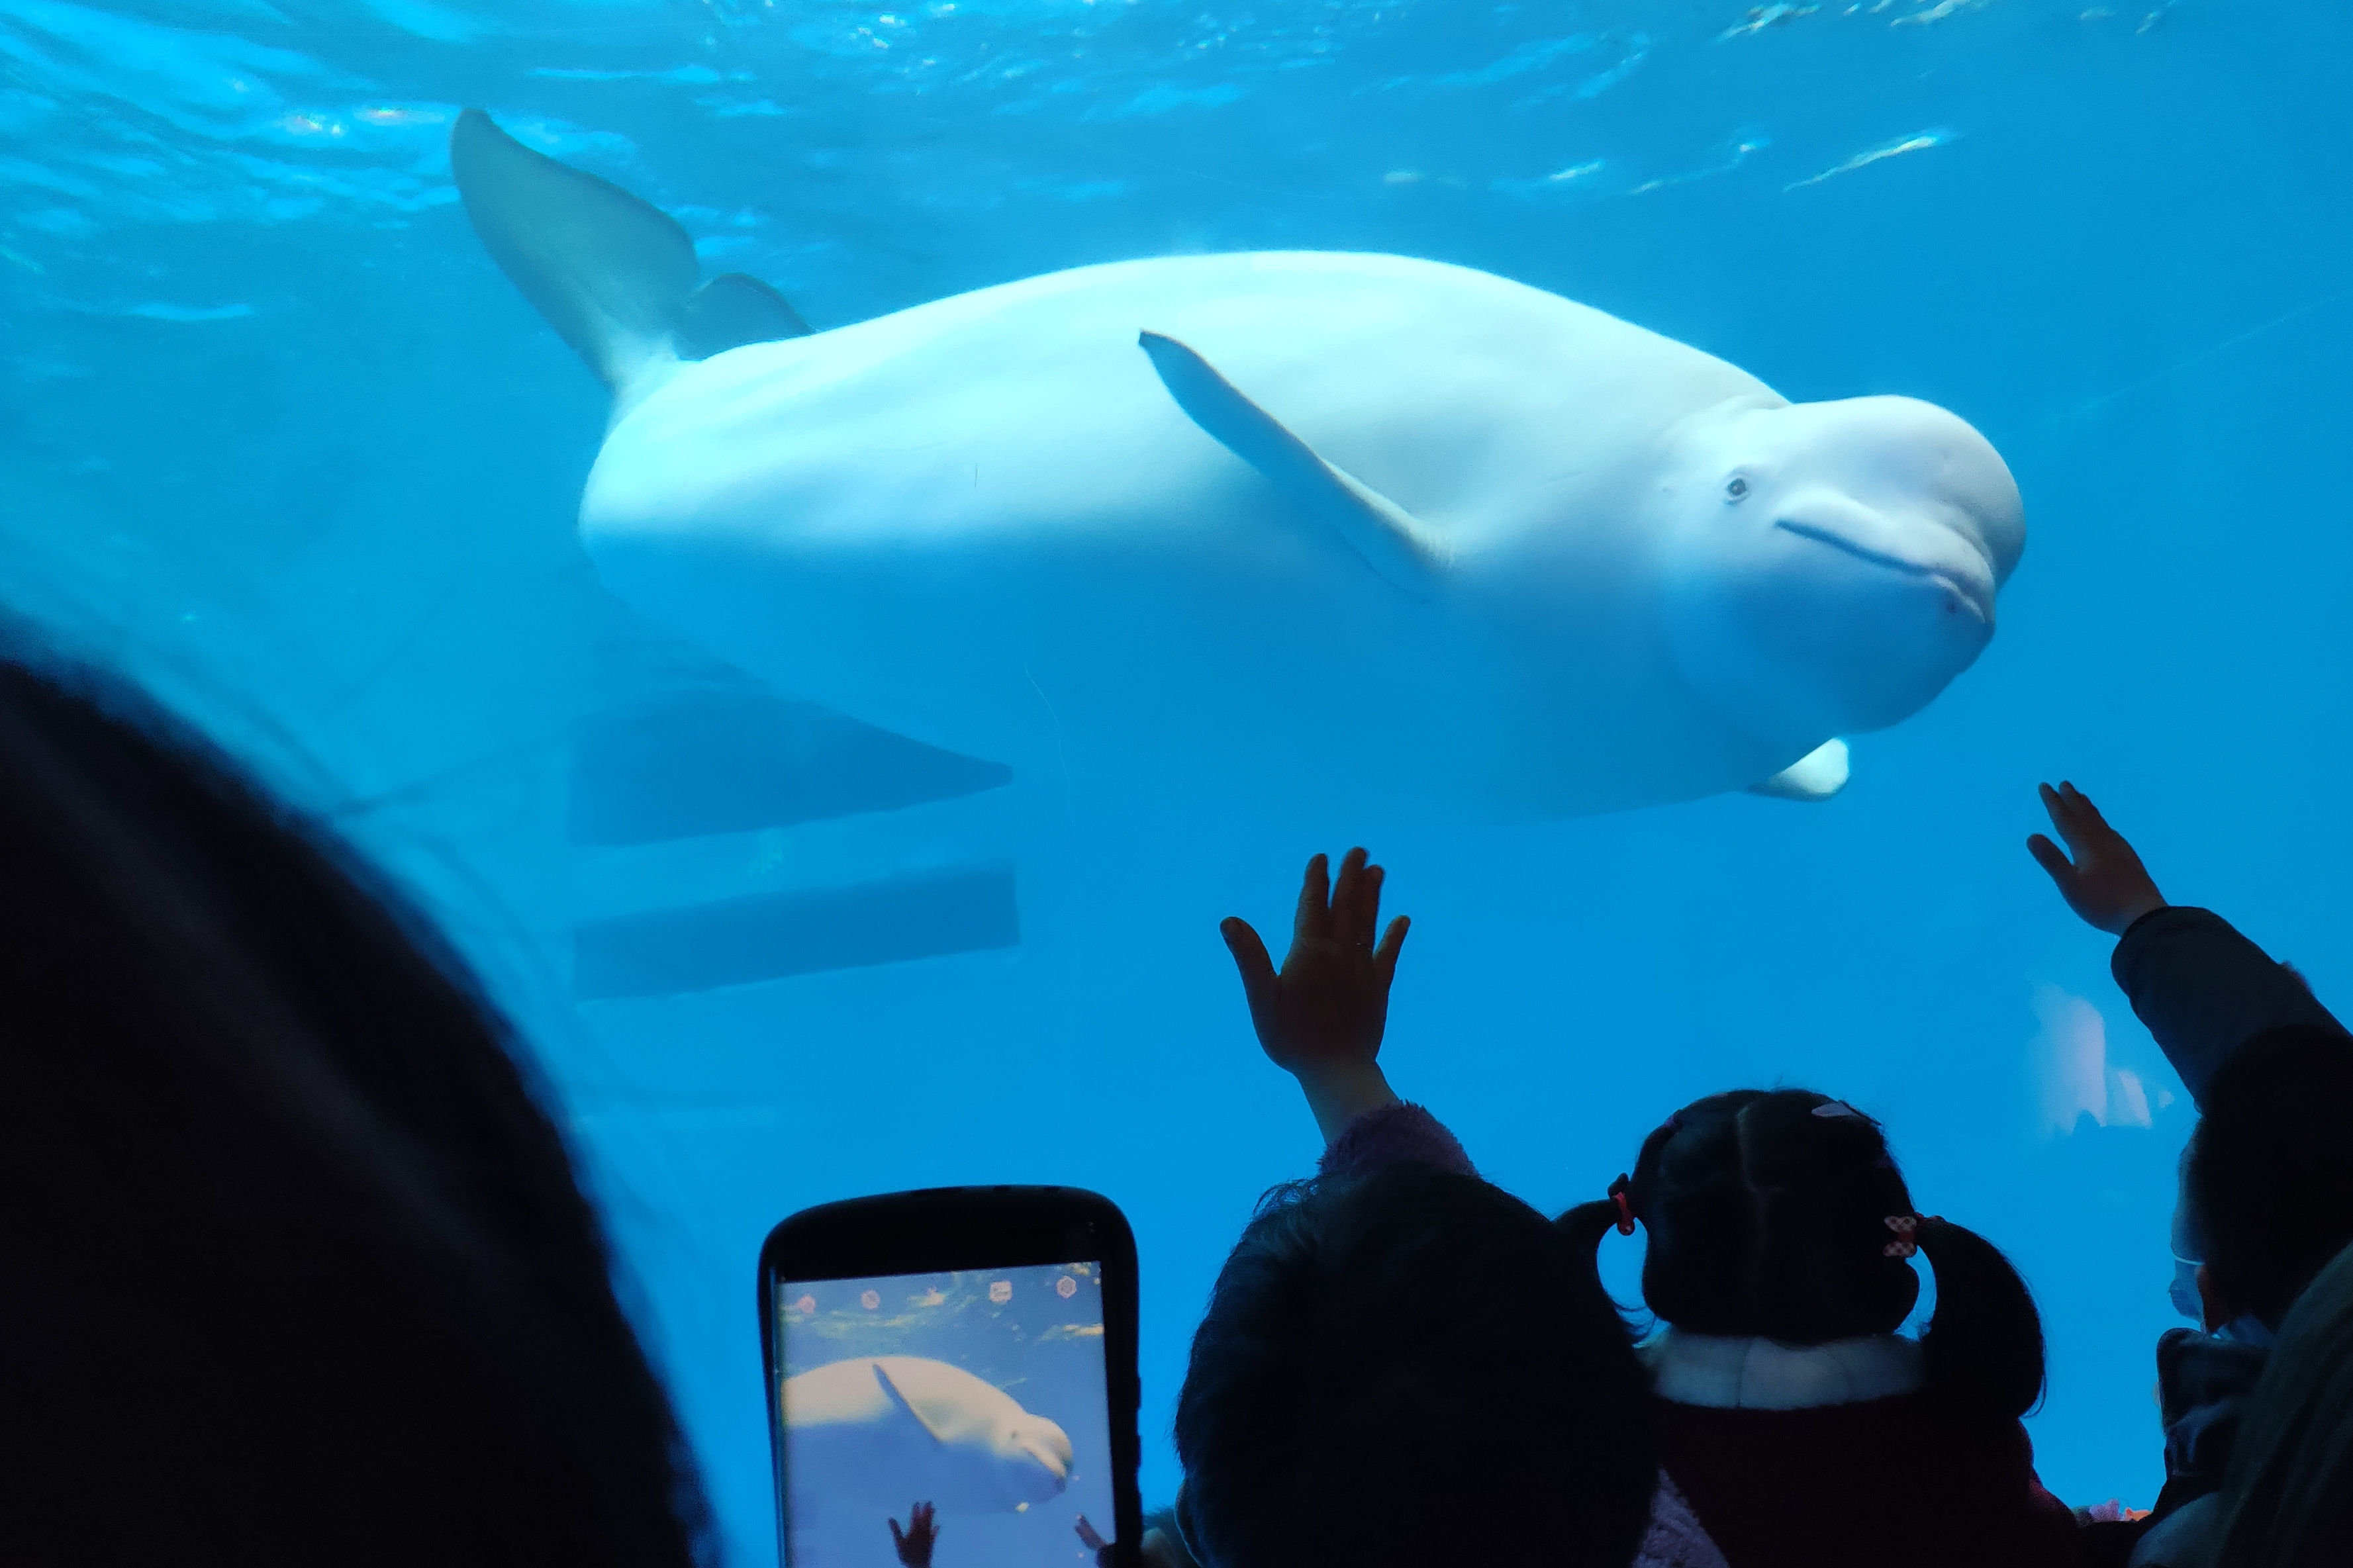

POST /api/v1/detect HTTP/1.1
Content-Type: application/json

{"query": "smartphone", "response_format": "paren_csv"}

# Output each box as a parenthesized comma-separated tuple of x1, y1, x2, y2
(758, 1186, 1142, 1568)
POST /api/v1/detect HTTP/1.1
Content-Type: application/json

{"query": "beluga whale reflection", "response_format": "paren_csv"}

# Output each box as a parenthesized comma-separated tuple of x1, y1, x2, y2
(451, 110, 2023, 818)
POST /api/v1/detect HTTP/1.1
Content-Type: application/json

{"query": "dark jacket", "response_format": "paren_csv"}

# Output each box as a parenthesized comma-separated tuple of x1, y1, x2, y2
(2110, 905, 2340, 1106)
(2102, 907, 2342, 1563)
(1653, 1389, 2079, 1568)
(2094, 1331, 2270, 1568)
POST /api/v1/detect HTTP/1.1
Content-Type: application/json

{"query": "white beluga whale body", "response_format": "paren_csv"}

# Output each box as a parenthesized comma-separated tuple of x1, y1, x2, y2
(782, 1356, 1073, 1516)
(454, 111, 2024, 817)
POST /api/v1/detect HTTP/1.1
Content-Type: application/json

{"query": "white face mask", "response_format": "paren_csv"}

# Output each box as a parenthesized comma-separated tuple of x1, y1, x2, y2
(2170, 1253, 2280, 1344)
(2170, 1254, 2205, 1324)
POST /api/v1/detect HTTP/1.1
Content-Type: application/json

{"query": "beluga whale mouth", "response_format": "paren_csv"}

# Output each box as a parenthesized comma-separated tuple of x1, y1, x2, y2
(1770, 517, 1995, 625)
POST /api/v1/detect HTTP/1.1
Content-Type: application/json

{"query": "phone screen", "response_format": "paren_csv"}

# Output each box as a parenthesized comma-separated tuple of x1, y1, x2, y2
(773, 1261, 1116, 1568)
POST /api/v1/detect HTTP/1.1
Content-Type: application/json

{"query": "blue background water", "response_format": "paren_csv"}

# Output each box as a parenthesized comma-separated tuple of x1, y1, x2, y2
(3, 0, 2350, 1557)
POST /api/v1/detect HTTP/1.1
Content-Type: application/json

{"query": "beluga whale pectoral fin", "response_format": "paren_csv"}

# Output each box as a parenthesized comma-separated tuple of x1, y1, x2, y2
(873, 1362, 951, 1445)
(1748, 737, 1850, 802)
(1137, 331, 1451, 598)
(449, 110, 812, 423)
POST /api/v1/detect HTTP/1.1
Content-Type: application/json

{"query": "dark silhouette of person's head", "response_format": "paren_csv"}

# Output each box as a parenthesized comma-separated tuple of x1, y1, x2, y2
(0, 649, 708, 1565)
(1613, 1088, 2045, 1418)
(2211, 1239, 2353, 1567)
(2185, 1026, 2353, 1330)
(1173, 1160, 1656, 1568)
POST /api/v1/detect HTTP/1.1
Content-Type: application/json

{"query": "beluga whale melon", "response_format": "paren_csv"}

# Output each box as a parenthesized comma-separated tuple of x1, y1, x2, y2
(452, 110, 2023, 819)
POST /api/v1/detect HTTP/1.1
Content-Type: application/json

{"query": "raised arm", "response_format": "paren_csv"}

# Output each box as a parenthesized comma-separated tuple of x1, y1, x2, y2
(2029, 781, 2341, 1103)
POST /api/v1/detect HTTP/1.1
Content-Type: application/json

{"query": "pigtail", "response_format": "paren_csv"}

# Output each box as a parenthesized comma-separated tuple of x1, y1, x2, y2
(1914, 1216, 2046, 1419)
(1557, 1197, 1627, 1264)
(1557, 1191, 1641, 1321)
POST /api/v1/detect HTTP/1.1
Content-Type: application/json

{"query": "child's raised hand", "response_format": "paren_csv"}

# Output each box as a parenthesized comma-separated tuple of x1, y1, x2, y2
(1222, 848, 1409, 1144)
(889, 1504, 938, 1568)
(2028, 782, 2168, 935)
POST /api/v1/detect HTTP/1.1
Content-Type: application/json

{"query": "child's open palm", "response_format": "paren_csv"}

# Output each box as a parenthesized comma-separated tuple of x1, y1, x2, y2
(1222, 848, 1410, 1142)
(888, 1503, 937, 1568)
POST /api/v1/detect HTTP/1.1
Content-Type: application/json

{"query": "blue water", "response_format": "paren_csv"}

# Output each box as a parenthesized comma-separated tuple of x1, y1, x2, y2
(4, 0, 2350, 1557)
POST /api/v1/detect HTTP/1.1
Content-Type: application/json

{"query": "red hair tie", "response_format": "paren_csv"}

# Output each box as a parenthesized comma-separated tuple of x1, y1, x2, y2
(1608, 1174, 1636, 1236)
(1883, 1214, 1921, 1258)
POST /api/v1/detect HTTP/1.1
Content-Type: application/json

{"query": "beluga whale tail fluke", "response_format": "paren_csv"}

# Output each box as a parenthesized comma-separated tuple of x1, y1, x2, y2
(450, 115, 2027, 822)
(450, 109, 810, 422)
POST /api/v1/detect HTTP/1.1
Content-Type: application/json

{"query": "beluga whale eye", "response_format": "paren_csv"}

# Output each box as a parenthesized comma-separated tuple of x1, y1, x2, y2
(1725, 476, 1751, 501)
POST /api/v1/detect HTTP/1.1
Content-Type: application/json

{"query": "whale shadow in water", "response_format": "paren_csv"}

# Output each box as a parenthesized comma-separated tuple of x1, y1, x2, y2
(571, 677, 1011, 847)
(569, 626, 1018, 999)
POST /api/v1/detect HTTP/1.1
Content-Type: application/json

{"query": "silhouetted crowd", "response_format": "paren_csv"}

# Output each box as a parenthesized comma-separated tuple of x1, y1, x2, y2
(1157, 824, 2353, 1568)
(5, 644, 2347, 1567)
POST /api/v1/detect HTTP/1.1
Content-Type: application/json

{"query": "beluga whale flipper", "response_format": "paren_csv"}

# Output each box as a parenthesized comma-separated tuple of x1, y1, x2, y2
(1135, 330, 1451, 596)
(452, 111, 2025, 821)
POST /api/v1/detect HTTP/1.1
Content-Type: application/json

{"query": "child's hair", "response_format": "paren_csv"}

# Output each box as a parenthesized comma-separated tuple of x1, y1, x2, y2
(2185, 1025, 2353, 1328)
(1175, 1161, 1657, 1568)
(1558, 1088, 2046, 1418)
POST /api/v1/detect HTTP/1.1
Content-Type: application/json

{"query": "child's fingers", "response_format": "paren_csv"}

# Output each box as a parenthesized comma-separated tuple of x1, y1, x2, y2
(2039, 782, 2096, 854)
(1372, 915, 1410, 986)
(2026, 833, 2075, 884)
(1294, 854, 1330, 943)
(2058, 783, 2138, 864)
(1358, 862, 1386, 948)
(2037, 782, 2068, 835)
(1222, 917, 1280, 1023)
(1330, 847, 1369, 941)
(2062, 780, 2111, 831)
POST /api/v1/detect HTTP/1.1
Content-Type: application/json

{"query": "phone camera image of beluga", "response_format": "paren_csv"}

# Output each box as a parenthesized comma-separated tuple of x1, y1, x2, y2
(777, 1264, 1115, 1568)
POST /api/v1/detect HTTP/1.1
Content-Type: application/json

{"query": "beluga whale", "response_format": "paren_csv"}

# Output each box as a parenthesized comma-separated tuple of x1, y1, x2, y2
(780, 1356, 1075, 1513)
(452, 111, 2023, 818)
(779, 1356, 1075, 1567)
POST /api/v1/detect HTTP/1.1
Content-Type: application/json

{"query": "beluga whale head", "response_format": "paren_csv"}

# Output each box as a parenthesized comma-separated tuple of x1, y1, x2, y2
(1657, 393, 2024, 753)
(994, 1408, 1077, 1504)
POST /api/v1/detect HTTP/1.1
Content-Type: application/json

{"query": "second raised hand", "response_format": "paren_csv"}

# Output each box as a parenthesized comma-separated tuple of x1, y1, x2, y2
(2027, 781, 2168, 937)
(1222, 847, 1410, 1144)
